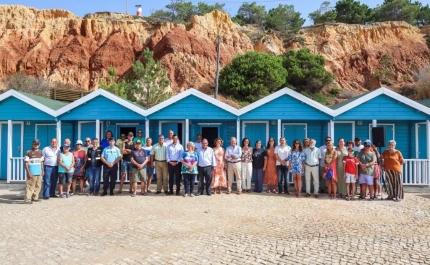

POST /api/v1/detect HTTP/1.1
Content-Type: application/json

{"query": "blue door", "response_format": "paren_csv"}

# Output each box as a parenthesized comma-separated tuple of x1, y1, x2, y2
(243, 122, 267, 147)
(161, 122, 183, 143)
(334, 123, 353, 143)
(80, 122, 96, 140)
(417, 123, 427, 159)
(36, 124, 57, 148)
(0, 123, 23, 180)
(283, 124, 306, 144)
(0, 124, 7, 179)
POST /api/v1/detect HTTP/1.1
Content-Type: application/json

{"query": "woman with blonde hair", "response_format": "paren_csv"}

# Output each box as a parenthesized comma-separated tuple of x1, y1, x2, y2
(380, 140, 405, 201)
(181, 142, 198, 197)
(212, 138, 227, 194)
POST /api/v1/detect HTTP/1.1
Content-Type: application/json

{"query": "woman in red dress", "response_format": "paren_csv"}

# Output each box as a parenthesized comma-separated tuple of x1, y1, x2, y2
(212, 138, 227, 194)
(264, 137, 277, 193)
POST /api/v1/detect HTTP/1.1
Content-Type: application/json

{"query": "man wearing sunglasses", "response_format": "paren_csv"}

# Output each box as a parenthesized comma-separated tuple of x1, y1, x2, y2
(133, 130, 146, 145)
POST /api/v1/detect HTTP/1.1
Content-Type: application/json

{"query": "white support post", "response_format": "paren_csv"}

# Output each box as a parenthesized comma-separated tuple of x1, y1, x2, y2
(372, 119, 377, 128)
(427, 120, 430, 187)
(236, 119, 240, 141)
(185, 119, 189, 143)
(145, 119, 149, 138)
(329, 120, 334, 140)
(96, 119, 100, 140)
(56, 120, 62, 144)
(277, 119, 281, 142)
(7, 120, 12, 183)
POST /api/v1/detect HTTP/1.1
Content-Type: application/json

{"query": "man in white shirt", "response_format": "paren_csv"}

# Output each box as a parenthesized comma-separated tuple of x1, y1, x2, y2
(303, 139, 322, 198)
(166, 134, 184, 195)
(197, 139, 216, 196)
(42, 138, 61, 199)
(353, 137, 364, 152)
(319, 136, 331, 193)
(275, 137, 291, 194)
(225, 137, 242, 195)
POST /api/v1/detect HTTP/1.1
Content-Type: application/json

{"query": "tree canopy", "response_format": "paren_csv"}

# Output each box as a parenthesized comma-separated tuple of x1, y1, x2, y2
(265, 4, 306, 36)
(100, 48, 171, 108)
(219, 51, 287, 103)
(281, 48, 333, 93)
(149, 0, 225, 22)
(335, 0, 374, 24)
(309, 1, 337, 25)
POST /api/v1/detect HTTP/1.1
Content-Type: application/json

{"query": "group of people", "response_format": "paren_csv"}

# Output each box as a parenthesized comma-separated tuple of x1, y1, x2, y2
(23, 129, 406, 203)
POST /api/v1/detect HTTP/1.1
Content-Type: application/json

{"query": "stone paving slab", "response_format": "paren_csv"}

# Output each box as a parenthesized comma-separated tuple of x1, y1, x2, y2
(1, 186, 429, 264)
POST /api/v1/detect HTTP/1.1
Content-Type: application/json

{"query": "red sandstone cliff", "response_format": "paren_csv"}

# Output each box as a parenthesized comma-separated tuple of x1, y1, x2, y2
(0, 5, 429, 94)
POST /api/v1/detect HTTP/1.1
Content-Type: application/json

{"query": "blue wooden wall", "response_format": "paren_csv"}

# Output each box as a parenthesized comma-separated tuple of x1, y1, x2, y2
(240, 95, 332, 120)
(0, 97, 56, 121)
(336, 95, 429, 120)
(58, 95, 145, 121)
(148, 95, 237, 120)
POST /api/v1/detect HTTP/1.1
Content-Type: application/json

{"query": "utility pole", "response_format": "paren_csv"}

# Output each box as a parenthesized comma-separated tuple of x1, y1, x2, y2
(126, 0, 128, 14)
(214, 35, 221, 99)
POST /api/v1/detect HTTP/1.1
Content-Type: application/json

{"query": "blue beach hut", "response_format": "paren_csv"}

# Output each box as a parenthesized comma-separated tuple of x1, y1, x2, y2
(56, 89, 147, 145)
(331, 87, 430, 186)
(145, 88, 239, 147)
(0, 90, 67, 182)
(238, 87, 335, 147)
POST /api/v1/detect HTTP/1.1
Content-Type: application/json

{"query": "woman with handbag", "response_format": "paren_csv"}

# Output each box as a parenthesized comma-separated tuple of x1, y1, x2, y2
(324, 141, 338, 199)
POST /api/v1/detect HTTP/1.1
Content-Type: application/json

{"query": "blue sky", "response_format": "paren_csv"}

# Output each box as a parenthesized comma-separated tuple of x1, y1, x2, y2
(4, 0, 430, 26)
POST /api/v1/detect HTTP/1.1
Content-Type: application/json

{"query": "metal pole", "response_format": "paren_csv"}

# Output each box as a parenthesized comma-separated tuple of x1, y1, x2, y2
(126, 0, 128, 14)
(214, 35, 221, 99)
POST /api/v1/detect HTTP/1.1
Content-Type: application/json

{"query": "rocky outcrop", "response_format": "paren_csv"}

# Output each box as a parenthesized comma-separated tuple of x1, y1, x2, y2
(0, 5, 254, 92)
(290, 22, 430, 91)
(0, 5, 429, 94)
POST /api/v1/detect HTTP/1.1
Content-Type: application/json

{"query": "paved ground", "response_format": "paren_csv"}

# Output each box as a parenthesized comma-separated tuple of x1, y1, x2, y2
(1, 185, 430, 265)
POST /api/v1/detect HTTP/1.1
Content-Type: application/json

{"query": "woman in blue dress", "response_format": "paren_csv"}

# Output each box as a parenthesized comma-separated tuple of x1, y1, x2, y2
(288, 139, 306, 197)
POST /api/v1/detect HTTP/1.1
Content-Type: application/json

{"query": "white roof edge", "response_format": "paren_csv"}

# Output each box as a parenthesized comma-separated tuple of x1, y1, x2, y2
(238, 87, 335, 117)
(145, 88, 239, 116)
(0, 89, 57, 117)
(334, 87, 430, 116)
(56, 89, 146, 117)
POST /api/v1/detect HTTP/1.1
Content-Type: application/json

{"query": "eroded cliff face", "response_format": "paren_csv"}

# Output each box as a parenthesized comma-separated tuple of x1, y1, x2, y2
(291, 22, 430, 91)
(0, 5, 429, 94)
(0, 5, 254, 92)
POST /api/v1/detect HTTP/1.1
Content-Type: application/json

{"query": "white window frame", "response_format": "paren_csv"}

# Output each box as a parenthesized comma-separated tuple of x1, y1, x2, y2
(78, 121, 102, 141)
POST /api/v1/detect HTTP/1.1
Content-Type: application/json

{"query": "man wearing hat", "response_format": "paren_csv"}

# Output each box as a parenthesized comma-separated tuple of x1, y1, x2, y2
(24, 139, 44, 204)
(357, 139, 377, 200)
(130, 139, 148, 196)
(100, 137, 122, 196)
(117, 132, 135, 194)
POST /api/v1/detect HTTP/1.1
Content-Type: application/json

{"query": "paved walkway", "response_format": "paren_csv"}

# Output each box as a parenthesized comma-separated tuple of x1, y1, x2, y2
(1, 185, 430, 264)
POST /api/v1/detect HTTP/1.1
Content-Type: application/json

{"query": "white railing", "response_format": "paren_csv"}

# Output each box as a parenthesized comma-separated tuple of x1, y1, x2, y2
(8, 157, 26, 183)
(402, 159, 429, 186)
(8, 157, 430, 186)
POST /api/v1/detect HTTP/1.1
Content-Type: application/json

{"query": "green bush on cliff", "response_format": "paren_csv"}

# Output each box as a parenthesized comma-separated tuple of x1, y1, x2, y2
(219, 51, 287, 103)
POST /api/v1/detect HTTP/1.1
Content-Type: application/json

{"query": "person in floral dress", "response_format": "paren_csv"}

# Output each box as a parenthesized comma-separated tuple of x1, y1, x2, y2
(212, 138, 227, 194)
(264, 137, 277, 193)
(288, 139, 306, 197)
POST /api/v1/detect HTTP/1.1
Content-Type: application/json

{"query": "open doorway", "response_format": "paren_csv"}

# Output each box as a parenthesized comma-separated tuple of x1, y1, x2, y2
(202, 127, 219, 148)
(119, 127, 137, 139)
